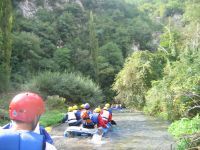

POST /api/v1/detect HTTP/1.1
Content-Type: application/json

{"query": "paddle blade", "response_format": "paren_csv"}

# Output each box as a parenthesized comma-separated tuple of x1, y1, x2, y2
(91, 128, 103, 144)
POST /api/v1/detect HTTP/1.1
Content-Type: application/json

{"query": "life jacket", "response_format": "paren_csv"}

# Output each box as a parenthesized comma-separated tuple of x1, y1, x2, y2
(81, 110, 93, 124)
(101, 110, 109, 121)
(74, 110, 81, 120)
(0, 129, 45, 150)
(68, 112, 77, 123)
(91, 113, 99, 124)
(2, 122, 53, 144)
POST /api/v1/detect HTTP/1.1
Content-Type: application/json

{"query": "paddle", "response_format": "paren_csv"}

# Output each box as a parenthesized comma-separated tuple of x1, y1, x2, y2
(91, 127, 103, 144)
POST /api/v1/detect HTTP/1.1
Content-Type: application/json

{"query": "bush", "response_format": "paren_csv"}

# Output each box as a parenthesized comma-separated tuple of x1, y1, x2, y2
(168, 115, 200, 150)
(23, 71, 103, 106)
(145, 47, 200, 121)
(46, 95, 66, 109)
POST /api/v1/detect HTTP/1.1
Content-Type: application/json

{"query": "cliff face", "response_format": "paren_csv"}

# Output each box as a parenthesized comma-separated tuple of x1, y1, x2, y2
(16, 0, 83, 18)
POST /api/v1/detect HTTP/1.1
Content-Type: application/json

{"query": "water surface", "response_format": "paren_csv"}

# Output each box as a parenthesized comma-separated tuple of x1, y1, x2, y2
(51, 110, 176, 150)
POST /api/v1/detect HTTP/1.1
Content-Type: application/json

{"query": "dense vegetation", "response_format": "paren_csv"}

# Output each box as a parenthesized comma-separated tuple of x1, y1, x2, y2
(9, 0, 156, 102)
(0, 0, 13, 92)
(0, 0, 199, 149)
(113, 0, 200, 149)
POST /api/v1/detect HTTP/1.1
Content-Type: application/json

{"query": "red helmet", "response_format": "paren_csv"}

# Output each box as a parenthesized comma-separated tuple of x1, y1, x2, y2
(9, 92, 45, 123)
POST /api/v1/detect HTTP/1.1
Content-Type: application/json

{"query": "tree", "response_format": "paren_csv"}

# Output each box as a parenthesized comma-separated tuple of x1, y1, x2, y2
(11, 32, 41, 84)
(0, 0, 13, 92)
(53, 47, 72, 72)
(113, 51, 165, 109)
(98, 42, 123, 100)
(88, 11, 99, 82)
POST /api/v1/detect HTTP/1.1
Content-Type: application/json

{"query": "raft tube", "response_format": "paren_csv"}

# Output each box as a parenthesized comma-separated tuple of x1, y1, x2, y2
(64, 126, 97, 137)
(64, 123, 112, 137)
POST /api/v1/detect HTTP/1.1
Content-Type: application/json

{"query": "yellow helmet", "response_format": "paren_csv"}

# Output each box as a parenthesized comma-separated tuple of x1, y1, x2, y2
(68, 106, 73, 112)
(103, 106, 108, 110)
(73, 105, 78, 110)
(105, 103, 110, 108)
(80, 104, 85, 109)
(94, 108, 101, 113)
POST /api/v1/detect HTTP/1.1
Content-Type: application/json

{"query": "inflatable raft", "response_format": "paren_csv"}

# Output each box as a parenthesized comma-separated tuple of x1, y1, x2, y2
(64, 123, 112, 137)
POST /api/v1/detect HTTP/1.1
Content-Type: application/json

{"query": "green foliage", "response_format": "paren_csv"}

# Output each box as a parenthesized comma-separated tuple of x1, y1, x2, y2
(40, 110, 64, 127)
(45, 95, 66, 109)
(0, 108, 9, 124)
(9, 0, 160, 99)
(0, 94, 15, 126)
(145, 45, 200, 120)
(11, 32, 42, 85)
(184, 1, 200, 23)
(0, 0, 13, 92)
(53, 47, 72, 71)
(163, 1, 184, 17)
(168, 115, 200, 149)
(159, 25, 181, 60)
(23, 71, 103, 106)
(130, 0, 200, 123)
(98, 42, 123, 99)
(113, 51, 165, 109)
(89, 11, 99, 82)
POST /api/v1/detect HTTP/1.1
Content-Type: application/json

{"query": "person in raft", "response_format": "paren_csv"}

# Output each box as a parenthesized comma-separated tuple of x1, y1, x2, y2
(0, 92, 56, 150)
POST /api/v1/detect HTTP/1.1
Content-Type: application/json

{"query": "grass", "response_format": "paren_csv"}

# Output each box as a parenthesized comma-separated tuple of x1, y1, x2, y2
(40, 110, 65, 127)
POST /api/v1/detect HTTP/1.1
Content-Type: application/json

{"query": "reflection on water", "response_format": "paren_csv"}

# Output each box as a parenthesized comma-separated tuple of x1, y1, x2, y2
(52, 110, 176, 150)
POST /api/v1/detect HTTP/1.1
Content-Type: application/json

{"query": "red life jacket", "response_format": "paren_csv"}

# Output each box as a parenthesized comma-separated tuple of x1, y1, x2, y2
(101, 110, 110, 121)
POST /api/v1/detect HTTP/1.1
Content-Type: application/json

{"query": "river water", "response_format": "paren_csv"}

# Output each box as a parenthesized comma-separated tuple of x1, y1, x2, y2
(51, 110, 176, 150)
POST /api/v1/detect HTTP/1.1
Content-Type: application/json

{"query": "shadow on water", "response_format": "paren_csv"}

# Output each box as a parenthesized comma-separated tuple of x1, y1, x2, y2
(52, 110, 176, 150)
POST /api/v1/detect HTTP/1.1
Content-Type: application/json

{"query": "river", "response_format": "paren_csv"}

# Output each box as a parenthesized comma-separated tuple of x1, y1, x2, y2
(50, 110, 176, 150)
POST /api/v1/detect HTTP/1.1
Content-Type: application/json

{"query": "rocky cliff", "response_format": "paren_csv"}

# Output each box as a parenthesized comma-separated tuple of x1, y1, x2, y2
(16, 0, 83, 18)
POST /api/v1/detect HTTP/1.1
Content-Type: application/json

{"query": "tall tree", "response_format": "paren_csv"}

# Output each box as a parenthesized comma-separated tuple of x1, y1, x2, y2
(88, 11, 99, 82)
(0, 0, 13, 92)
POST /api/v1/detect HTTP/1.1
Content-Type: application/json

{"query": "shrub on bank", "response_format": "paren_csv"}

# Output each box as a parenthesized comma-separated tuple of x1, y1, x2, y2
(46, 95, 66, 109)
(168, 115, 200, 149)
(23, 71, 103, 106)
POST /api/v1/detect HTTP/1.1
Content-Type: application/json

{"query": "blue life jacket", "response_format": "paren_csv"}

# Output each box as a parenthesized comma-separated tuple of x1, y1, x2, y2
(91, 113, 99, 124)
(0, 129, 45, 150)
(75, 110, 81, 120)
(2, 122, 53, 144)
